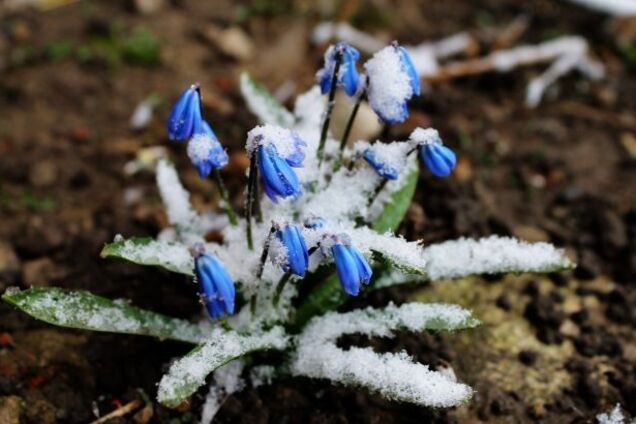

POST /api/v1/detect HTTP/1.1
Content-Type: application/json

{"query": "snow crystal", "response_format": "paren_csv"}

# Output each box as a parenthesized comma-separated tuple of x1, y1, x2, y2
(156, 159, 199, 233)
(597, 404, 627, 424)
(157, 327, 288, 406)
(291, 303, 475, 407)
(364, 45, 414, 123)
(422, 235, 574, 280)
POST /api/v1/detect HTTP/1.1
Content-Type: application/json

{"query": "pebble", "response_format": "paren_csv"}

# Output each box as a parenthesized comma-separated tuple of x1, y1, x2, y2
(0, 241, 20, 285)
(0, 396, 22, 424)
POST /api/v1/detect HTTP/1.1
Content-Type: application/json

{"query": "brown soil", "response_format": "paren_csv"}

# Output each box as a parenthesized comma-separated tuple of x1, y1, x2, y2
(1, 0, 635, 422)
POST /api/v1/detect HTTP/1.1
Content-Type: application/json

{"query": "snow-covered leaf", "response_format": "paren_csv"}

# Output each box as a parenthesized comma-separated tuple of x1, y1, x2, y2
(156, 159, 200, 238)
(240, 73, 295, 127)
(421, 235, 574, 280)
(372, 164, 419, 233)
(158, 326, 289, 408)
(291, 303, 478, 407)
(2, 287, 204, 343)
(101, 236, 193, 276)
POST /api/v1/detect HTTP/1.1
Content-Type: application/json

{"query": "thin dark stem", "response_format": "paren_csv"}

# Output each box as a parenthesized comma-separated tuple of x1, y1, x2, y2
(250, 294, 257, 316)
(273, 272, 292, 306)
(256, 225, 276, 279)
(367, 147, 419, 206)
(317, 48, 344, 167)
(246, 156, 258, 250)
(213, 169, 238, 226)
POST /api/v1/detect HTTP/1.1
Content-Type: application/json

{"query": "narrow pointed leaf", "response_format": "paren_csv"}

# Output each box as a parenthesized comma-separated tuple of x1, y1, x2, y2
(2, 287, 205, 344)
(240, 72, 295, 127)
(157, 327, 288, 408)
(372, 165, 419, 233)
(101, 237, 194, 276)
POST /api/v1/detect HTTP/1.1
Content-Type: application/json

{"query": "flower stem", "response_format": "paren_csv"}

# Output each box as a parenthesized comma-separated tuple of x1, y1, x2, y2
(246, 156, 258, 250)
(273, 272, 292, 306)
(317, 48, 344, 168)
(256, 225, 276, 279)
(213, 169, 238, 226)
(339, 95, 363, 155)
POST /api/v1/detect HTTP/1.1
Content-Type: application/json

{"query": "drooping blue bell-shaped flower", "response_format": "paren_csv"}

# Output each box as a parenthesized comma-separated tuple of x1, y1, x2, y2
(275, 224, 309, 277)
(167, 84, 204, 141)
(317, 42, 361, 97)
(419, 142, 457, 178)
(187, 120, 229, 178)
(194, 251, 236, 319)
(332, 243, 372, 296)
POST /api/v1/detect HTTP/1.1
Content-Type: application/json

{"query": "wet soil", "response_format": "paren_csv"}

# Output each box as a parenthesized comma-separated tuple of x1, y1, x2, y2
(1, 0, 635, 422)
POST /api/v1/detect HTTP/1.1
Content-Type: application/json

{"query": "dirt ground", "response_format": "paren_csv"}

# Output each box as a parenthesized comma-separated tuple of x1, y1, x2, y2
(1, 0, 635, 422)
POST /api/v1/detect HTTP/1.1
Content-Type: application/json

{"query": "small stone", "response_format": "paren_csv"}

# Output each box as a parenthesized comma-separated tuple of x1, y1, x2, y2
(0, 396, 23, 424)
(29, 161, 58, 188)
(559, 319, 580, 337)
(202, 25, 255, 62)
(21, 257, 59, 287)
(0, 241, 20, 285)
(512, 225, 550, 243)
(133, 0, 166, 14)
(620, 132, 636, 159)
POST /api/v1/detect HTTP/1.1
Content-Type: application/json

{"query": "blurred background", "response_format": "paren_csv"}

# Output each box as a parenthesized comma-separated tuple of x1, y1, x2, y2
(0, 0, 635, 422)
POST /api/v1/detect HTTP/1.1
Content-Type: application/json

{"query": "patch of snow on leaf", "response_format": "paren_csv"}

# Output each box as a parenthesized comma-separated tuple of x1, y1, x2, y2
(156, 159, 199, 237)
(290, 303, 476, 407)
(157, 327, 288, 407)
(422, 235, 574, 280)
(116, 237, 193, 275)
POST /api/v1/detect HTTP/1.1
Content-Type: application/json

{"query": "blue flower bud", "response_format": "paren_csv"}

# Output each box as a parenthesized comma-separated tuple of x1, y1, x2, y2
(167, 84, 204, 141)
(332, 243, 373, 296)
(364, 42, 420, 124)
(317, 42, 361, 97)
(420, 142, 457, 177)
(396, 44, 420, 97)
(276, 225, 309, 277)
(194, 252, 235, 319)
(363, 149, 399, 180)
(284, 134, 307, 168)
(258, 145, 302, 203)
(187, 120, 229, 178)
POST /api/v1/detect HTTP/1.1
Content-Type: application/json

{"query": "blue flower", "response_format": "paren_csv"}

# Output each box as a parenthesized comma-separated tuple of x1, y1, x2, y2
(194, 252, 235, 319)
(187, 121, 229, 178)
(317, 42, 361, 97)
(167, 84, 203, 141)
(395, 44, 420, 97)
(284, 134, 307, 168)
(363, 149, 399, 180)
(332, 243, 372, 296)
(258, 145, 302, 203)
(364, 42, 420, 124)
(419, 143, 457, 177)
(276, 225, 309, 277)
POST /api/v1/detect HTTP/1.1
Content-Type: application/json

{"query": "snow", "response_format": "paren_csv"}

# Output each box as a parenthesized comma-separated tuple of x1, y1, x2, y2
(114, 236, 193, 275)
(291, 303, 476, 407)
(200, 360, 245, 424)
(409, 127, 441, 146)
(156, 159, 199, 234)
(356, 140, 412, 176)
(422, 235, 574, 280)
(364, 45, 414, 123)
(187, 134, 217, 164)
(245, 124, 302, 159)
(597, 404, 627, 424)
(349, 226, 427, 273)
(157, 327, 288, 406)
(250, 365, 276, 388)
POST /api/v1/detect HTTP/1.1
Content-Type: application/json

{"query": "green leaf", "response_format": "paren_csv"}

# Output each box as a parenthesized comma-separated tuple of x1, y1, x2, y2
(371, 250, 425, 276)
(157, 327, 288, 408)
(101, 237, 193, 276)
(240, 72, 295, 127)
(295, 167, 421, 327)
(372, 165, 419, 233)
(2, 287, 205, 344)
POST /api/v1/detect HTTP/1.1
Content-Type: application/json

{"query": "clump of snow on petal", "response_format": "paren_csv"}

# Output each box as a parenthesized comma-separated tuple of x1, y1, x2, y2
(187, 134, 216, 163)
(423, 235, 574, 280)
(355, 140, 412, 176)
(409, 127, 441, 145)
(245, 124, 302, 159)
(365, 46, 414, 123)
